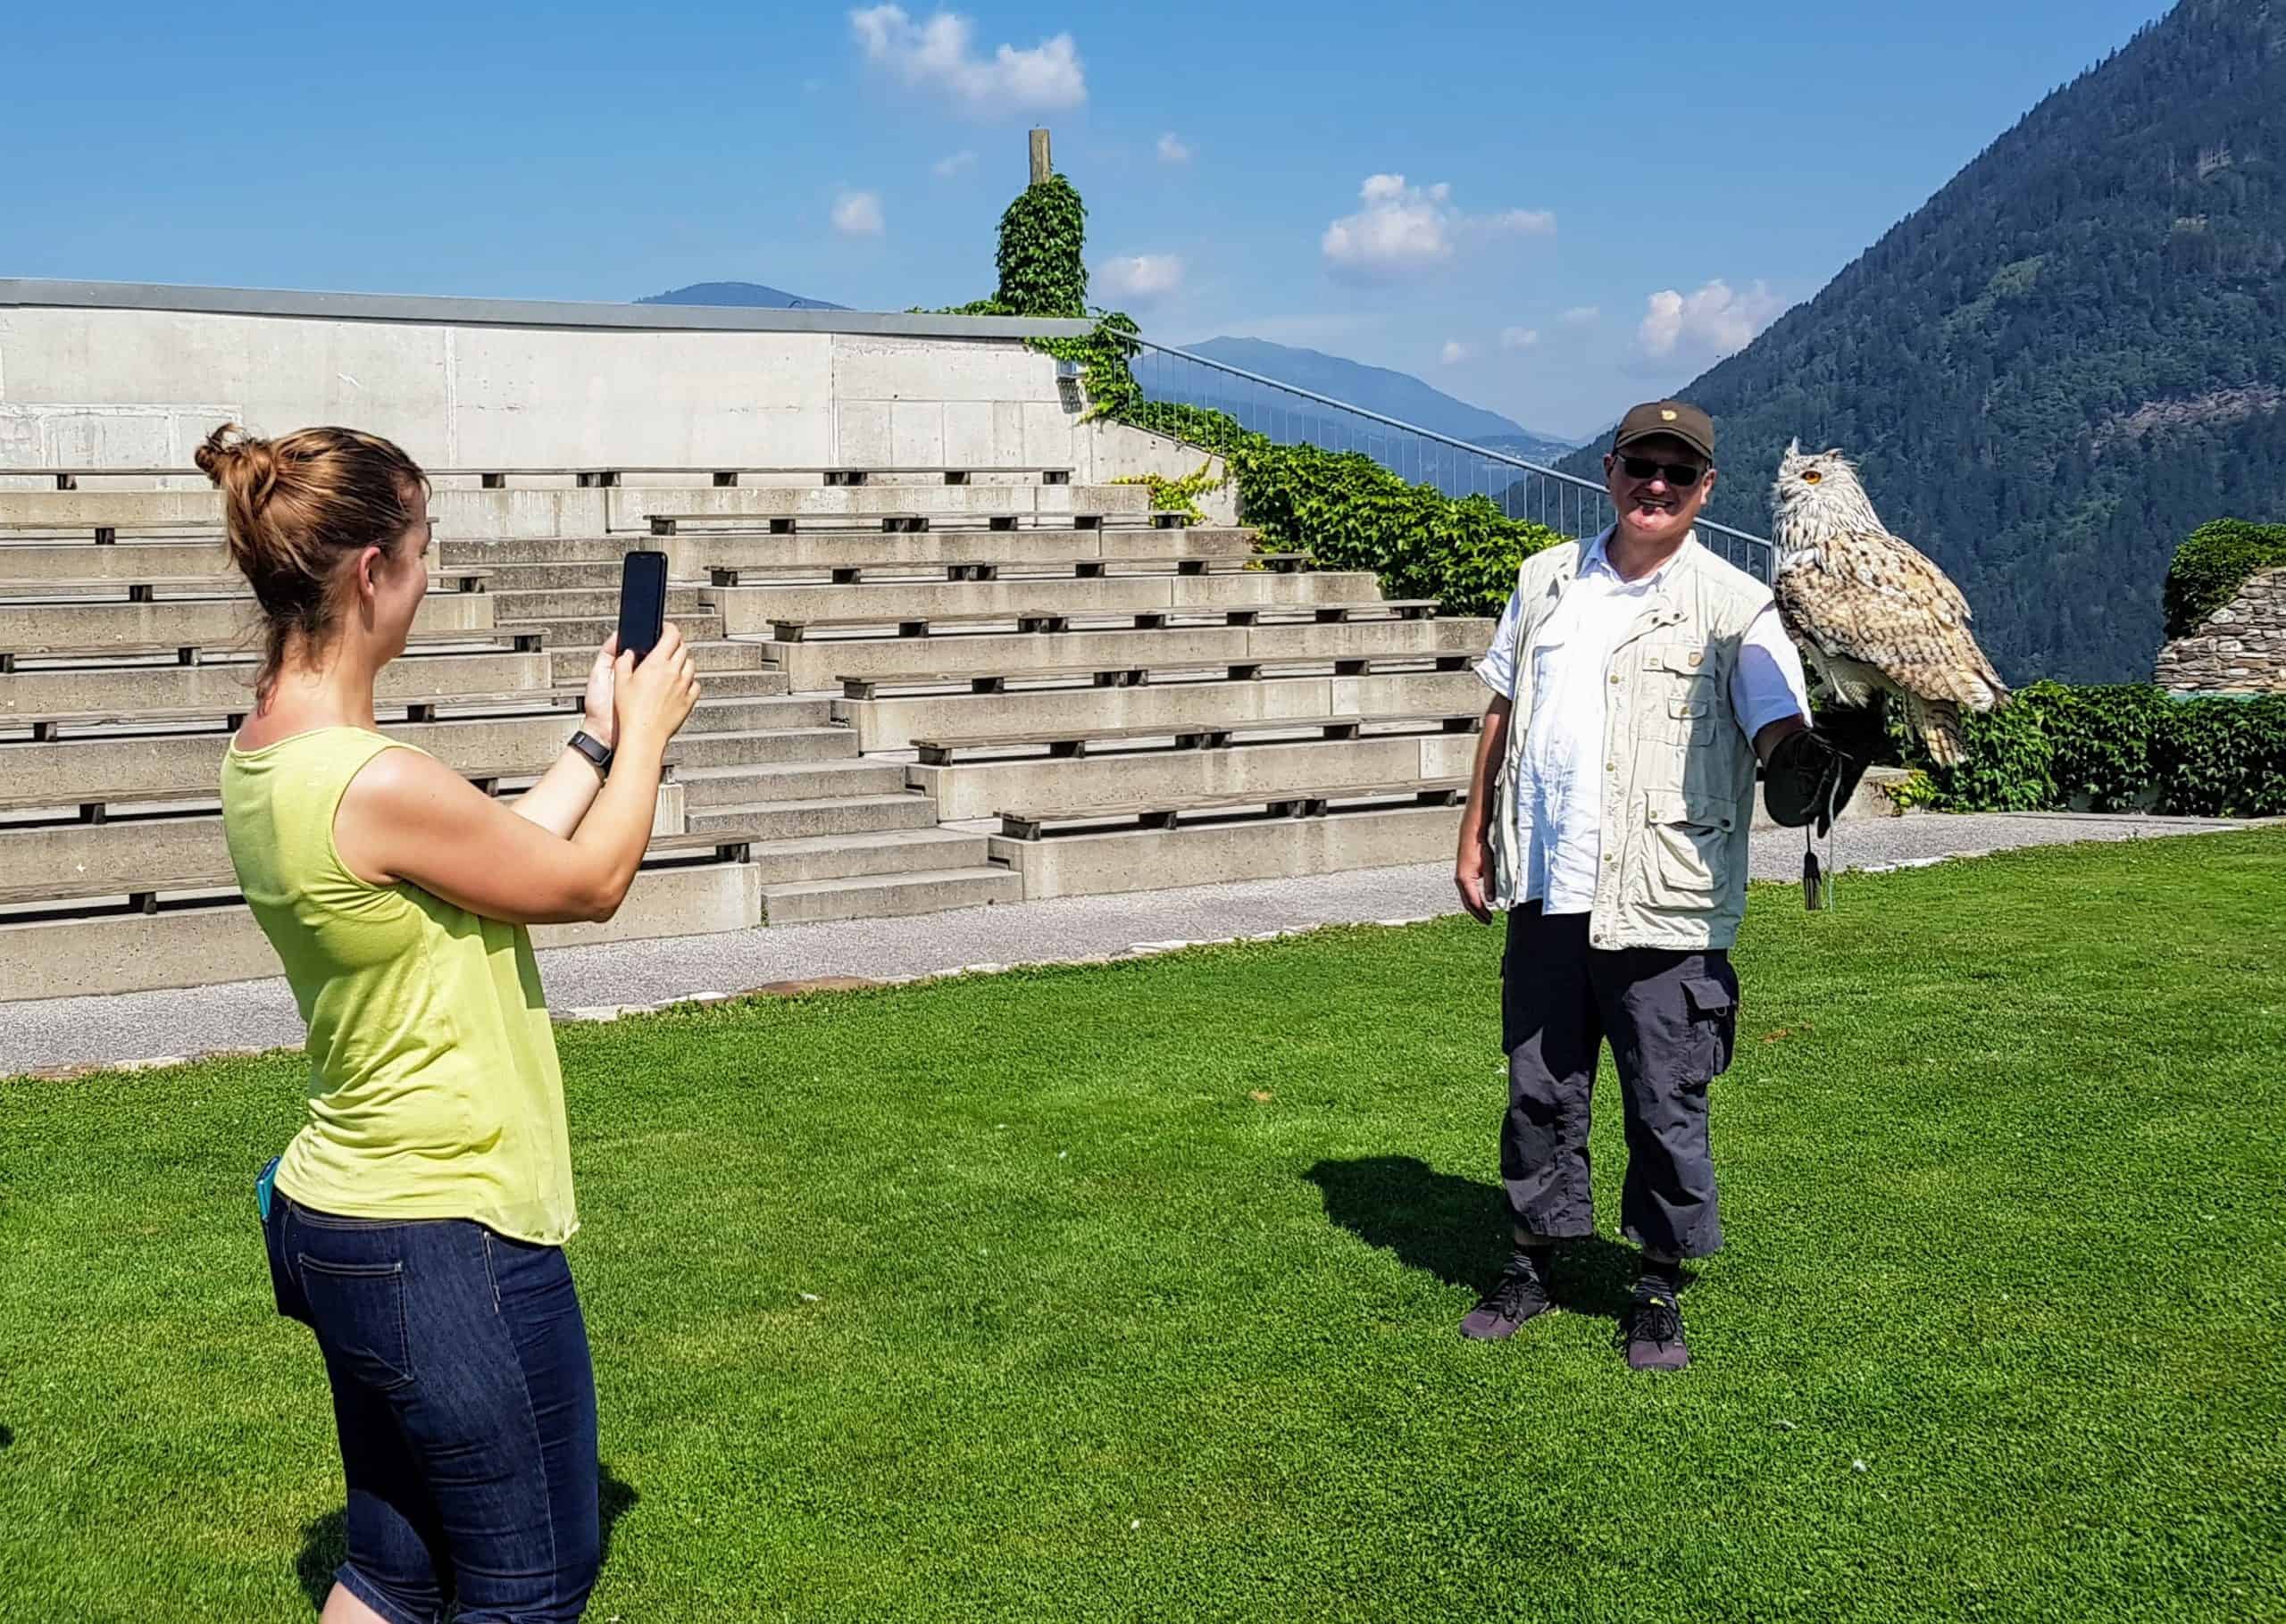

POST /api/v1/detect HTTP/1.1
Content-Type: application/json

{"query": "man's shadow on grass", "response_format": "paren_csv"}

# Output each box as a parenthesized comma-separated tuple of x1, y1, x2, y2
(1306, 1155, 1646, 1320)
(296, 1461, 638, 1612)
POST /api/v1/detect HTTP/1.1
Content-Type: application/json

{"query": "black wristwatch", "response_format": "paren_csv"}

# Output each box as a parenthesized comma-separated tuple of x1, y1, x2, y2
(567, 729, 615, 778)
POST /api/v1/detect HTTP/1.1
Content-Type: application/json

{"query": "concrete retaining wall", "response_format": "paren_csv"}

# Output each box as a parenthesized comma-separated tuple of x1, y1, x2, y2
(0, 281, 1233, 523)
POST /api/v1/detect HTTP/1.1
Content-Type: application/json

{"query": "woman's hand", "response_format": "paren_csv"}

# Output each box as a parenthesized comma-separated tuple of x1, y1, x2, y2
(581, 636, 620, 748)
(614, 621, 701, 754)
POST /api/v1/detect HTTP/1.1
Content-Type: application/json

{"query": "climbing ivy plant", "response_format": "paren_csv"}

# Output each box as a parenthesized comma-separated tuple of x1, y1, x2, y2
(994, 173, 1089, 317)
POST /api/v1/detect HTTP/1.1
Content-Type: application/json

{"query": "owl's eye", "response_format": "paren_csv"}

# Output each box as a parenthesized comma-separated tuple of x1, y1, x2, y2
(1802, 471, 1823, 485)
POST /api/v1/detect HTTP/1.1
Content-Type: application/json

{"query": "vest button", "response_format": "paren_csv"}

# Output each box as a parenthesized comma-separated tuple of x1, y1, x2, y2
(1609, 673, 1620, 685)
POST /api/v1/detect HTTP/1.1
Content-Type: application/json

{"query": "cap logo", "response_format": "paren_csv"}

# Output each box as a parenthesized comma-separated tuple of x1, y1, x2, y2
(1660, 409, 1677, 421)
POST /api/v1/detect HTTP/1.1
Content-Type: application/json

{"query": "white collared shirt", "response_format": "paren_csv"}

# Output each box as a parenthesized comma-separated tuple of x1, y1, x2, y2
(1473, 530, 1811, 914)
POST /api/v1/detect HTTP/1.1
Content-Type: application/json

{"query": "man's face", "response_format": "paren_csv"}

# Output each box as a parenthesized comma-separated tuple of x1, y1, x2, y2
(1603, 434, 1715, 548)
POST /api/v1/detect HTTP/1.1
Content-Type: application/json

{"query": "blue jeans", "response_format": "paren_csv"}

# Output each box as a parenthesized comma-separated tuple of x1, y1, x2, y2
(263, 1192, 600, 1623)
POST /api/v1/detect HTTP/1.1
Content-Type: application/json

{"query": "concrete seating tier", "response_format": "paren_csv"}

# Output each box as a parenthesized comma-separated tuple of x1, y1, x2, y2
(0, 482, 1153, 543)
(911, 710, 1480, 765)
(908, 721, 1484, 823)
(705, 570, 1391, 635)
(833, 667, 1488, 754)
(985, 779, 1471, 901)
(0, 646, 562, 722)
(760, 601, 1431, 644)
(774, 616, 1487, 690)
(0, 626, 539, 677)
(3, 588, 493, 659)
(19, 464, 1079, 493)
(705, 554, 1309, 587)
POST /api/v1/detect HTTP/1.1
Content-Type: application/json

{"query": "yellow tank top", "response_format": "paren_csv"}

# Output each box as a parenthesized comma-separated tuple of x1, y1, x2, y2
(222, 727, 577, 1245)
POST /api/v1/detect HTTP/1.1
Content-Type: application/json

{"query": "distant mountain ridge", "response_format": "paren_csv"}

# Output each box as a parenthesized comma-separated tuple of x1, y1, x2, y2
(638, 281, 844, 311)
(1182, 337, 1579, 462)
(1560, 0, 2286, 684)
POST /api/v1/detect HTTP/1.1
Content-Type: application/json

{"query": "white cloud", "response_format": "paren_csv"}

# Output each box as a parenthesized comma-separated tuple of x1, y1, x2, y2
(1439, 339, 1473, 365)
(1320, 174, 1554, 282)
(850, 6, 1085, 116)
(1500, 326, 1539, 349)
(1637, 278, 1783, 358)
(831, 190, 885, 237)
(1562, 305, 1600, 324)
(1097, 253, 1185, 303)
(933, 150, 977, 177)
(1156, 131, 1193, 164)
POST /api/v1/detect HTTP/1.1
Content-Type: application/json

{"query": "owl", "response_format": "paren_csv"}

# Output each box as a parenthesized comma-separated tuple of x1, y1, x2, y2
(1768, 442, 2007, 767)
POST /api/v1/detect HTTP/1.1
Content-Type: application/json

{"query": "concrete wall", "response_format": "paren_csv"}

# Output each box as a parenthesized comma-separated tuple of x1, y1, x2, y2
(0, 281, 1231, 521)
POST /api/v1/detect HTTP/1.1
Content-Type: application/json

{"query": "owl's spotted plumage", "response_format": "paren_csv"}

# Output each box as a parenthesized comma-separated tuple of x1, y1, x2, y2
(1768, 441, 2007, 767)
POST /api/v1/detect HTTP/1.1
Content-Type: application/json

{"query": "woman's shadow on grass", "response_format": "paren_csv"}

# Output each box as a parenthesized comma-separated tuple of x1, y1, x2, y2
(296, 1461, 638, 1611)
(1306, 1154, 1644, 1319)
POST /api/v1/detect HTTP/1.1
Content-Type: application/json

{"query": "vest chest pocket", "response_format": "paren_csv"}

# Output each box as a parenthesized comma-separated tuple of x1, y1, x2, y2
(1642, 792, 1736, 909)
(1641, 644, 1722, 744)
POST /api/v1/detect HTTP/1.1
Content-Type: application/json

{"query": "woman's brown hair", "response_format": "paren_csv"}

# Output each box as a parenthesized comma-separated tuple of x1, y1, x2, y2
(195, 423, 430, 701)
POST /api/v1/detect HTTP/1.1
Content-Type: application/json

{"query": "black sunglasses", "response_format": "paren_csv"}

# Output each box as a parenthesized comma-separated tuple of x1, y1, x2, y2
(1616, 454, 1707, 486)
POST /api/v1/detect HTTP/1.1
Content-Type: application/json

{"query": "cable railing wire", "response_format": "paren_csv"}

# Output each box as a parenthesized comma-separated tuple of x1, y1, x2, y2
(1122, 337, 1774, 583)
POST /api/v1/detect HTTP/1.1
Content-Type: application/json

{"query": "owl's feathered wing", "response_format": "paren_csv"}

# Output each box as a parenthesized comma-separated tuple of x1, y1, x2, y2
(1774, 527, 2008, 768)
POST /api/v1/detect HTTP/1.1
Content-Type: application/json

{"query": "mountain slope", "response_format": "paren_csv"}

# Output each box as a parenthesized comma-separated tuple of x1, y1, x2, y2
(1185, 337, 1577, 461)
(1561, 0, 2286, 684)
(638, 281, 843, 311)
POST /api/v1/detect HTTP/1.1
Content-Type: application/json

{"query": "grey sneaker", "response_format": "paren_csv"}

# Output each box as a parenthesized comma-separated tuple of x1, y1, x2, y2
(1624, 1293, 1689, 1370)
(1460, 1253, 1553, 1340)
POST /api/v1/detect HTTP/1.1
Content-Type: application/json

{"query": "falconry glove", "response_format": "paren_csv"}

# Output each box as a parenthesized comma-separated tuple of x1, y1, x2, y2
(1763, 727, 1869, 839)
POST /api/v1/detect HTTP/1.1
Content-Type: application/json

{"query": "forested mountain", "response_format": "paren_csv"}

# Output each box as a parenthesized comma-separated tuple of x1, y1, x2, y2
(1560, 0, 2286, 683)
(638, 281, 843, 310)
(1186, 338, 1578, 459)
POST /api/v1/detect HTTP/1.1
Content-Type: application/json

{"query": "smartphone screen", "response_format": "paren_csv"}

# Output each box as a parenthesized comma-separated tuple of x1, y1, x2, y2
(617, 551, 669, 664)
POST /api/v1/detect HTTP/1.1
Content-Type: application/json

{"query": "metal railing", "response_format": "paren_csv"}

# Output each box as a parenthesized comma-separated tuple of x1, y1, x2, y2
(1122, 337, 1774, 582)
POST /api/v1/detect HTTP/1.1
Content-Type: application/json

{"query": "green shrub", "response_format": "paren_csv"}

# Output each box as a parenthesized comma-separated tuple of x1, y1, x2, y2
(2150, 695, 2286, 817)
(1900, 683, 2286, 817)
(1124, 401, 1563, 619)
(1913, 699, 2058, 812)
(2163, 519, 2286, 640)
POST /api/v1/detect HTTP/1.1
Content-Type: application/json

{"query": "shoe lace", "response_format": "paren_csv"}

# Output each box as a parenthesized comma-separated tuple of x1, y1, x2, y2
(1632, 1295, 1683, 1345)
(1484, 1263, 1543, 1316)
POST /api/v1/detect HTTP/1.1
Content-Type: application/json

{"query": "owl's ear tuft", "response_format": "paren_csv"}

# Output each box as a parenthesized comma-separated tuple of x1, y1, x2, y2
(1784, 437, 1801, 458)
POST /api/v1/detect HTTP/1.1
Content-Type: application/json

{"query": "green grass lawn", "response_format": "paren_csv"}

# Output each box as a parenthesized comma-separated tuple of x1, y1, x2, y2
(3, 833, 2282, 1622)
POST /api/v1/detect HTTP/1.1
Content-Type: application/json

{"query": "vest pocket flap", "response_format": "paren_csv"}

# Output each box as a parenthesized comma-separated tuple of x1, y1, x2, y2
(1645, 793, 1736, 832)
(1641, 644, 1713, 678)
(1667, 695, 1714, 720)
(1682, 975, 1734, 1015)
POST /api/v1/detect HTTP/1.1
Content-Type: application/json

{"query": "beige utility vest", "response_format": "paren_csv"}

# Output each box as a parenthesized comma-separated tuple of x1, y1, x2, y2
(1489, 534, 1773, 952)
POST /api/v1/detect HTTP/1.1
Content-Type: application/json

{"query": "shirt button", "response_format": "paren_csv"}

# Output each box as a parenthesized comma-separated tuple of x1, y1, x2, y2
(1609, 673, 1621, 685)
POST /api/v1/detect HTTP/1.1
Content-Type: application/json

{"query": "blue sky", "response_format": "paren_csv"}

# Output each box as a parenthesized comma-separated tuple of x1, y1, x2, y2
(5, 0, 2172, 441)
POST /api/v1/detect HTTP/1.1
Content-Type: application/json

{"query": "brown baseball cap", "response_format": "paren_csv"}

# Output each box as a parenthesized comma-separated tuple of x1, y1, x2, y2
(1611, 400, 1715, 464)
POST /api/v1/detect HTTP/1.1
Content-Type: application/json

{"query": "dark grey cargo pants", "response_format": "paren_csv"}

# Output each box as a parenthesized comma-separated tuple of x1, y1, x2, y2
(1499, 902, 1739, 1260)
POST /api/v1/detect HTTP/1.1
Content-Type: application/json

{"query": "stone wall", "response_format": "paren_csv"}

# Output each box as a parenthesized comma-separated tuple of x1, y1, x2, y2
(2153, 565, 2286, 694)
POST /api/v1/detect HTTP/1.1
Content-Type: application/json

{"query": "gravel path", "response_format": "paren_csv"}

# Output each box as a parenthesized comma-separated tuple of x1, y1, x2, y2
(0, 812, 2257, 1076)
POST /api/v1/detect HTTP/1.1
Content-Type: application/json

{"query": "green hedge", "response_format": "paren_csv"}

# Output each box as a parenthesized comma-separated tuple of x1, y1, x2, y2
(1908, 681, 2286, 817)
(1124, 401, 1562, 620)
(2163, 519, 2286, 640)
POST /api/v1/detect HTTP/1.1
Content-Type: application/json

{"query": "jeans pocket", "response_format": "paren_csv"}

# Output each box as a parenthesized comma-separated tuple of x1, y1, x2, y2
(1681, 973, 1737, 1085)
(263, 1206, 313, 1327)
(297, 1255, 416, 1390)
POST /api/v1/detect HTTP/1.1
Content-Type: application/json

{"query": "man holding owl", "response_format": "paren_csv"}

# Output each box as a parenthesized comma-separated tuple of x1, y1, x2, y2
(1450, 400, 1852, 1371)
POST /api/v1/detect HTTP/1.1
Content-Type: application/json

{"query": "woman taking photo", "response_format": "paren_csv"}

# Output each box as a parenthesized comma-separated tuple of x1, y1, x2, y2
(206, 422, 697, 1624)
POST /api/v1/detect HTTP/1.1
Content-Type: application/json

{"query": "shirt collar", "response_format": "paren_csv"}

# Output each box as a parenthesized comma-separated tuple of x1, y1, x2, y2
(1582, 525, 1694, 588)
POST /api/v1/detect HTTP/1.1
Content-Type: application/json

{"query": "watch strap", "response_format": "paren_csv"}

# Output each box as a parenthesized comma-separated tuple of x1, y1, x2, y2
(567, 729, 614, 776)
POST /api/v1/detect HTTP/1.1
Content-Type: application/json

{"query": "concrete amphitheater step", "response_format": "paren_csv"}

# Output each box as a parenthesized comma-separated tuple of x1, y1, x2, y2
(670, 758, 909, 808)
(684, 694, 830, 731)
(668, 726, 860, 770)
(487, 586, 711, 621)
(546, 637, 772, 686)
(0, 861, 762, 1000)
(682, 790, 940, 841)
(759, 864, 1021, 926)
(707, 570, 1382, 634)
(989, 800, 1466, 901)
(719, 825, 993, 887)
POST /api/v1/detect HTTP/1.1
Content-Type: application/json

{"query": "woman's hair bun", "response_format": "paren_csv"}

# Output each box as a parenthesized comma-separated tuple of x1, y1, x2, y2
(194, 422, 278, 498)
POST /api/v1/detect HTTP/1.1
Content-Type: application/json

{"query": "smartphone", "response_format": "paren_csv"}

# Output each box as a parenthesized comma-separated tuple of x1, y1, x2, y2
(616, 550, 669, 664)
